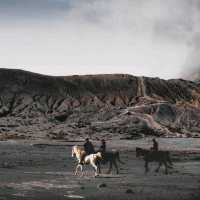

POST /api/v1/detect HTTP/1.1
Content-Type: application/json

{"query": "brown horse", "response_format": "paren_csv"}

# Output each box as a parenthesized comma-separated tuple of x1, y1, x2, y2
(100, 150, 124, 174)
(136, 147, 173, 174)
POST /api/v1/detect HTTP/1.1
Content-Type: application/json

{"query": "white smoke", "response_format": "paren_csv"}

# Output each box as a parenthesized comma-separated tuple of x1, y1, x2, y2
(0, 0, 199, 79)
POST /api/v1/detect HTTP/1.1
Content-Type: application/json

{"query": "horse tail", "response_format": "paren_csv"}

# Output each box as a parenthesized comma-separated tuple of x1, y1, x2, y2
(116, 151, 124, 164)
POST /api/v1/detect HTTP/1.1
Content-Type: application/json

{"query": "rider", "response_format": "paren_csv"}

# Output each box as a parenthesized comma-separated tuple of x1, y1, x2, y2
(84, 138, 95, 155)
(98, 139, 106, 164)
(99, 139, 106, 153)
(151, 138, 158, 151)
(79, 138, 95, 165)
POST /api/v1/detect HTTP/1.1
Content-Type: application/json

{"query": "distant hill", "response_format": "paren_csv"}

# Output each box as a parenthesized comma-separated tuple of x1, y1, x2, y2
(0, 68, 199, 140)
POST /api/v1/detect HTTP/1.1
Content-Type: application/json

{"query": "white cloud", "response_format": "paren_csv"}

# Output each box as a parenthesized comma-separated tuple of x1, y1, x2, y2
(0, 0, 199, 78)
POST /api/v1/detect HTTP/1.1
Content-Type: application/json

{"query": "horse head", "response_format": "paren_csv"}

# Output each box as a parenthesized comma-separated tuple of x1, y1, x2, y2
(71, 146, 77, 157)
(96, 152, 103, 160)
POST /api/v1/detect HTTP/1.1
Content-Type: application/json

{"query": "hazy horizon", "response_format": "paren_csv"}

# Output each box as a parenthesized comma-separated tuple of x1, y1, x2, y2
(1, 0, 200, 79)
(0, 67, 180, 80)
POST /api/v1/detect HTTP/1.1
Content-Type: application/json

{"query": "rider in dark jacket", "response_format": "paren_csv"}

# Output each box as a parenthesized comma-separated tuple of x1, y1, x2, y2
(79, 138, 95, 165)
(98, 139, 106, 164)
(84, 138, 95, 155)
(152, 138, 158, 151)
(99, 139, 106, 153)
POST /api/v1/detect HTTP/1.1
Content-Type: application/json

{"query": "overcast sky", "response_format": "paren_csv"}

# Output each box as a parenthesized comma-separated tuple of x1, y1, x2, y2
(0, 0, 200, 79)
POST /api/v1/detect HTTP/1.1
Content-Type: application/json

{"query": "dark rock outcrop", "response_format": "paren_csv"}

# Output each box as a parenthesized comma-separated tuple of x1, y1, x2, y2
(0, 68, 199, 140)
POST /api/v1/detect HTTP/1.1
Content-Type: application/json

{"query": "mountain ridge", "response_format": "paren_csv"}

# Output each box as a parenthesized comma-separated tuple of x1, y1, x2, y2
(0, 68, 199, 140)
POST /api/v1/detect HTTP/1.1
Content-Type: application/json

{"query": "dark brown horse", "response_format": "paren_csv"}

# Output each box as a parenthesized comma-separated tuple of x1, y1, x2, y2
(136, 147, 173, 174)
(100, 150, 124, 174)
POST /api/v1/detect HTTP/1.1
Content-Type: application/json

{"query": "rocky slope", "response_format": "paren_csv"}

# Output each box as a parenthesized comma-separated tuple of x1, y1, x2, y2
(0, 68, 199, 140)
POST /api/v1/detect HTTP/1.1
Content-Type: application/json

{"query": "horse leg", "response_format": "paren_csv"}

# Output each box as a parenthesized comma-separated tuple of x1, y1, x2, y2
(107, 161, 112, 174)
(80, 164, 84, 177)
(145, 160, 149, 174)
(155, 162, 162, 173)
(97, 161, 101, 174)
(164, 161, 168, 174)
(91, 162, 99, 177)
(167, 154, 173, 167)
(75, 164, 80, 175)
(166, 157, 173, 169)
(113, 160, 119, 174)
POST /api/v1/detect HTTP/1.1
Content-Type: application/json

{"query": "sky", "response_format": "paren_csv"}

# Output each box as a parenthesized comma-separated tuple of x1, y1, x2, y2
(0, 0, 200, 79)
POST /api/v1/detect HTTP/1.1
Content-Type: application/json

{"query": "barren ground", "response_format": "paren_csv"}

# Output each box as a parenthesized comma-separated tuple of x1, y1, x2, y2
(0, 138, 200, 200)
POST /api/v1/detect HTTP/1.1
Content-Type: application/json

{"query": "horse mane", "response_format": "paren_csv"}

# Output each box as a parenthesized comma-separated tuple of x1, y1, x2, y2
(73, 145, 82, 151)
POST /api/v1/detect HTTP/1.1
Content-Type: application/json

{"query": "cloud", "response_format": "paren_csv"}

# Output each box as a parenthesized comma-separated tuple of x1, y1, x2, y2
(0, 0, 199, 79)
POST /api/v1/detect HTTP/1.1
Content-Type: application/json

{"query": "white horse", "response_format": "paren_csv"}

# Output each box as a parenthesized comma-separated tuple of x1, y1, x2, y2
(71, 145, 102, 177)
